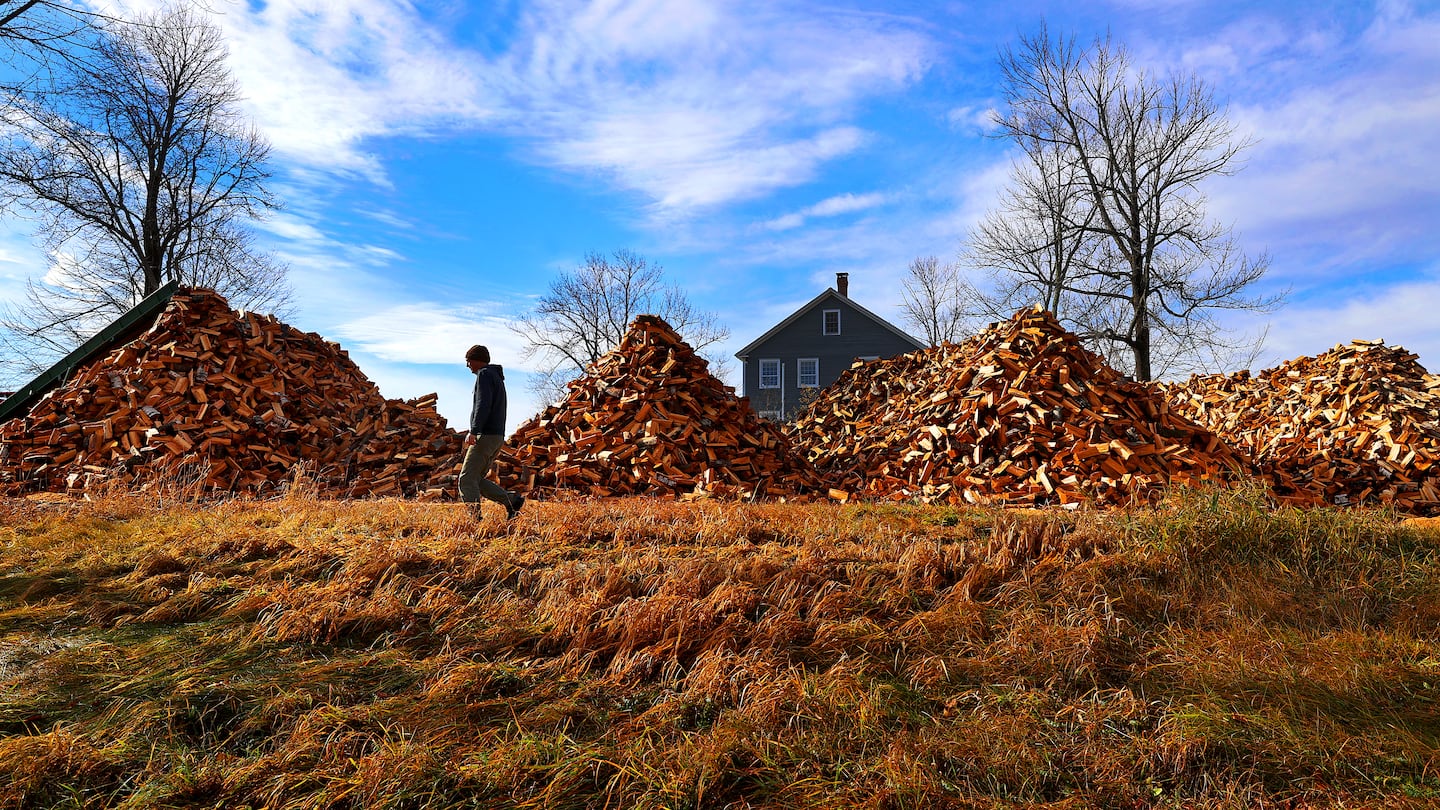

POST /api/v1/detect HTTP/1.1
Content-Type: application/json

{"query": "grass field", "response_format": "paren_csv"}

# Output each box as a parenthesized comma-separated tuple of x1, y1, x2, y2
(2, 487, 1438, 808)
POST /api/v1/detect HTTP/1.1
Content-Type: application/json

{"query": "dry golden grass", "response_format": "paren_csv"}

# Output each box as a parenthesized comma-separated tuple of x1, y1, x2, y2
(1, 486, 1438, 808)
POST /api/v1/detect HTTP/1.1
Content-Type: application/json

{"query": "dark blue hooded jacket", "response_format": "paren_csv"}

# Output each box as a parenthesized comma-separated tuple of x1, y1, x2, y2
(470, 364, 507, 436)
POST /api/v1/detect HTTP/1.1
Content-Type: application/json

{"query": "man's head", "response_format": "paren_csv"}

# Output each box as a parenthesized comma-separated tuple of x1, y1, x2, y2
(465, 344, 489, 372)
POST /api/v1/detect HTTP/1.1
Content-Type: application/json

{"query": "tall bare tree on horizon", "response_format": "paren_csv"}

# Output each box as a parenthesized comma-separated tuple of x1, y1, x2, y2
(512, 249, 731, 405)
(967, 25, 1279, 379)
(0, 3, 287, 379)
(898, 255, 966, 347)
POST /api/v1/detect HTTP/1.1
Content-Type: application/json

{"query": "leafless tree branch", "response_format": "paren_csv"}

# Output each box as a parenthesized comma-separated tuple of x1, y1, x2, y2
(511, 249, 730, 403)
(0, 3, 288, 382)
(964, 24, 1282, 379)
(898, 255, 967, 347)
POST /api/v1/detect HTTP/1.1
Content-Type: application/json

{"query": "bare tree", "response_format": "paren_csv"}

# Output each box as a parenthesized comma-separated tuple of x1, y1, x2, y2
(961, 141, 1101, 316)
(898, 255, 966, 347)
(513, 249, 730, 403)
(0, 3, 287, 377)
(974, 26, 1279, 380)
(1, 1, 93, 80)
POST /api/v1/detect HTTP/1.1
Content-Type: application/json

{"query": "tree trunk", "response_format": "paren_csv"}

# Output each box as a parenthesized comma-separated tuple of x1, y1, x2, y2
(1132, 279, 1152, 381)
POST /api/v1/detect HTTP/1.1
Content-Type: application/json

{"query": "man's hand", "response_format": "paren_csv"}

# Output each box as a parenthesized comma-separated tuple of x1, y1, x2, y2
(463, 432, 475, 448)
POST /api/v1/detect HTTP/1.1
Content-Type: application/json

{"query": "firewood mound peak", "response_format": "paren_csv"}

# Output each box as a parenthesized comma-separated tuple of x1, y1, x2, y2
(0, 286, 462, 497)
(495, 315, 822, 500)
(786, 305, 1254, 507)
(1165, 339, 1440, 513)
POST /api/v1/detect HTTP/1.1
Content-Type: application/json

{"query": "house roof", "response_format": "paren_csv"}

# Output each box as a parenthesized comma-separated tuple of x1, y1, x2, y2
(734, 287, 926, 359)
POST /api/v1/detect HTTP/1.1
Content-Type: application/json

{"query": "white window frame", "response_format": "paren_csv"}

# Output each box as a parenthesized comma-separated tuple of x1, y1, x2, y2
(758, 410, 782, 422)
(797, 358, 820, 388)
(822, 309, 841, 335)
(758, 358, 781, 389)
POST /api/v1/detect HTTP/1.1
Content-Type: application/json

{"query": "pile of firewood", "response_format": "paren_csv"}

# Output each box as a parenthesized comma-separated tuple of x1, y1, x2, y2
(494, 315, 823, 500)
(26, 287, 1433, 513)
(1164, 340, 1440, 513)
(785, 306, 1262, 507)
(0, 287, 463, 497)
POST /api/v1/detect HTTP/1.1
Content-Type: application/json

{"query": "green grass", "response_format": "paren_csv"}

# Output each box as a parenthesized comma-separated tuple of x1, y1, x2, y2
(1, 487, 1438, 808)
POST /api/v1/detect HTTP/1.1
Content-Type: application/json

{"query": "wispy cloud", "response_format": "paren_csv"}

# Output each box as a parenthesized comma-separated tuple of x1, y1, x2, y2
(1250, 264, 1440, 372)
(764, 191, 891, 231)
(330, 303, 527, 367)
(327, 302, 545, 423)
(554, 121, 869, 212)
(1164, 4, 1440, 282)
(491, 1, 930, 215)
(94, 0, 934, 216)
(97, 0, 501, 183)
(946, 105, 1000, 135)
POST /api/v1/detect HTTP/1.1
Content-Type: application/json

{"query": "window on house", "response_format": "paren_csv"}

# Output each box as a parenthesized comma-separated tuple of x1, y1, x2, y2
(822, 309, 841, 335)
(758, 410, 781, 422)
(798, 358, 819, 388)
(759, 359, 781, 389)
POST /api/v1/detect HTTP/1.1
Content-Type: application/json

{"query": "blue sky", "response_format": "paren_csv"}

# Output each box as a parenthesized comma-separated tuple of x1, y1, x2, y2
(1, 0, 1438, 429)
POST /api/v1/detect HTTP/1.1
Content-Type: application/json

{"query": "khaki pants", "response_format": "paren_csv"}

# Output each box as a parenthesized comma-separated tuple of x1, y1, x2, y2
(458, 435, 512, 507)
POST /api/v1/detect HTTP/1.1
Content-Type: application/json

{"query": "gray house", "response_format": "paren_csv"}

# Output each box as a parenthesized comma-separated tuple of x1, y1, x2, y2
(735, 273, 926, 421)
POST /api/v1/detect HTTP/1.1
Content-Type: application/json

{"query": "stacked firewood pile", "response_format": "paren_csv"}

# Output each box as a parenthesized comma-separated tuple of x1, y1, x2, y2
(1164, 340, 1440, 513)
(494, 315, 823, 500)
(785, 306, 1261, 507)
(0, 287, 463, 497)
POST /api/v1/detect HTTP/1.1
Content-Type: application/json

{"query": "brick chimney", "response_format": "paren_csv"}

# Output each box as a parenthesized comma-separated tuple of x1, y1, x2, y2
(836, 272, 849, 297)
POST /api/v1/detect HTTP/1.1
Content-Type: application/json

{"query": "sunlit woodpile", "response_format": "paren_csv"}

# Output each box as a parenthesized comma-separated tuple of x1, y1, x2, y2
(8, 286, 1440, 514)
(495, 315, 824, 500)
(0, 287, 462, 497)
(786, 305, 1257, 507)
(1164, 340, 1440, 513)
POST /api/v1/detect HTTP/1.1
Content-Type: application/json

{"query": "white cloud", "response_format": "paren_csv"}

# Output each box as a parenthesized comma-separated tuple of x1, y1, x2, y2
(93, 0, 499, 182)
(0, 230, 44, 309)
(1222, 77, 1440, 213)
(327, 302, 556, 426)
(89, 0, 931, 214)
(355, 207, 420, 233)
(0, 246, 31, 267)
(946, 105, 1000, 135)
(809, 192, 889, 218)
(492, 0, 930, 215)
(1253, 268, 1440, 373)
(83, 0, 930, 220)
(1168, 16, 1312, 78)
(254, 212, 328, 243)
(1145, 4, 1440, 283)
(764, 212, 805, 232)
(329, 303, 526, 367)
(1216, 83, 1439, 283)
(763, 191, 891, 231)
(553, 120, 870, 212)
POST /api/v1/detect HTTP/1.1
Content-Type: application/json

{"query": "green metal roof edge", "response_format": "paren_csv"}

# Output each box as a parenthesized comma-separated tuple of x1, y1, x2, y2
(0, 279, 182, 424)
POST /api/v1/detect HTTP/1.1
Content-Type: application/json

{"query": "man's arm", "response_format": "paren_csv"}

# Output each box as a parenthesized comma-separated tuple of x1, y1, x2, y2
(470, 371, 495, 436)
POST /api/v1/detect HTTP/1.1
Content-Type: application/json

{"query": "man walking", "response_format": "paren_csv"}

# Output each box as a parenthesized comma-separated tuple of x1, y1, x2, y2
(459, 344, 524, 521)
